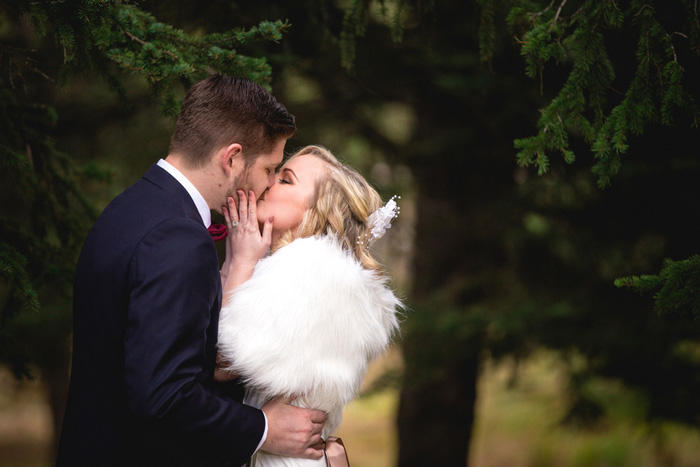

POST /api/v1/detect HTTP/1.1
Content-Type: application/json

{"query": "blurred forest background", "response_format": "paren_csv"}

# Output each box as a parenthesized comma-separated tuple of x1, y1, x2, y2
(2, 0, 700, 465)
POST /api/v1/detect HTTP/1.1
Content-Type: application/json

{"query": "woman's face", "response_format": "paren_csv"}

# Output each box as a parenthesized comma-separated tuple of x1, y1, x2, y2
(256, 154, 327, 243)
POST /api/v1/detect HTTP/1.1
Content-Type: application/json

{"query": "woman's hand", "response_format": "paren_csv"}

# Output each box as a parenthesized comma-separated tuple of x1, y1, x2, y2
(213, 353, 238, 382)
(220, 190, 274, 292)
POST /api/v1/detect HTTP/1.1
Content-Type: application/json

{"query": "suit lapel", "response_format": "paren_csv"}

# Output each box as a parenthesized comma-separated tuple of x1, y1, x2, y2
(142, 164, 205, 226)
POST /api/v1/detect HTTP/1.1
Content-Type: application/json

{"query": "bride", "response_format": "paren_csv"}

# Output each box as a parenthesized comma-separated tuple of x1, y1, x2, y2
(215, 145, 402, 466)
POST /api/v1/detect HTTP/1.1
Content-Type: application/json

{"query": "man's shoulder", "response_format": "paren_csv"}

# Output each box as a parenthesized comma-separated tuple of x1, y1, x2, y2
(100, 172, 183, 224)
(83, 175, 194, 258)
(114, 172, 178, 209)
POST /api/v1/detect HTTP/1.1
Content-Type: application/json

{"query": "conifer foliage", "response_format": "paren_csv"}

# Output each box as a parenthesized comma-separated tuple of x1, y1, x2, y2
(616, 255, 700, 319)
(0, 0, 287, 377)
(498, 0, 700, 188)
(341, 0, 700, 188)
(489, 0, 700, 318)
(339, 0, 700, 318)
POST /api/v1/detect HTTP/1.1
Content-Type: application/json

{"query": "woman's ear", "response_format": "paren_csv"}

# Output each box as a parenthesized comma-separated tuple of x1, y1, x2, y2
(222, 143, 243, 176)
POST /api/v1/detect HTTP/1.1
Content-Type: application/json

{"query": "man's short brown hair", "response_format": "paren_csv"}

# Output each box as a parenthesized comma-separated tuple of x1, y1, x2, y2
(169, 75, 296, 168)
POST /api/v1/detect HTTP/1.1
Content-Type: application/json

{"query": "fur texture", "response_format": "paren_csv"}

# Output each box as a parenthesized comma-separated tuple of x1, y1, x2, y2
(218, 235, 401, 438)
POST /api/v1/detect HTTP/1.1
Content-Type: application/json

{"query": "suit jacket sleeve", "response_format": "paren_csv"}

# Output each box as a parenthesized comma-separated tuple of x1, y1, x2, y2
(125, 217, 264, 463)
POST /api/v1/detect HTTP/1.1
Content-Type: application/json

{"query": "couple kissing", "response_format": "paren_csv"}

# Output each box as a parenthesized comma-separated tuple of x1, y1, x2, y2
(57, 74, 402, 467)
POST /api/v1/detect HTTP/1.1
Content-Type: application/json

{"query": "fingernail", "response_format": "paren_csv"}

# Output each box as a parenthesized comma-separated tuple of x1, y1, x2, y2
(268, 216, 274, 222)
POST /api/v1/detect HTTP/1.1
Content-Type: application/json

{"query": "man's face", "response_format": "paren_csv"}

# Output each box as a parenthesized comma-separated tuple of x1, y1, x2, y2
(232, 138, 286, 201)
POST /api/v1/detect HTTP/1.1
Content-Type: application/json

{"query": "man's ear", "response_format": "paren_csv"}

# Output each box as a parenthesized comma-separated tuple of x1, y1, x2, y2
(221, 143, 243, 176)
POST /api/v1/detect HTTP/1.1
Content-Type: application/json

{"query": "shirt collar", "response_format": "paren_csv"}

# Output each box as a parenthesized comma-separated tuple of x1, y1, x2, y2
(157, 159, 211, 228)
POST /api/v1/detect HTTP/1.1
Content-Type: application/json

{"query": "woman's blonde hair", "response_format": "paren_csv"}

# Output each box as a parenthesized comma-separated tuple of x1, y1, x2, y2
(272, 145, 383, 272)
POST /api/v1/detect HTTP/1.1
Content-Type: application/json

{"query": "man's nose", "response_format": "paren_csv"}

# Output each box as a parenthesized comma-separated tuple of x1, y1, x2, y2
(267, 172, 276, 188)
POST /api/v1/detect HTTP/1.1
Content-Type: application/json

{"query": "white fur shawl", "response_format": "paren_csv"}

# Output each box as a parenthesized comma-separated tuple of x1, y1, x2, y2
(217, 235, 401, 436)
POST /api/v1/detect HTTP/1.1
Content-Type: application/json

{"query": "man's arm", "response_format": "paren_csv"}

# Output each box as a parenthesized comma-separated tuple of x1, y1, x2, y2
(127, 217, 326, 461)
(125, 218, 264, 463)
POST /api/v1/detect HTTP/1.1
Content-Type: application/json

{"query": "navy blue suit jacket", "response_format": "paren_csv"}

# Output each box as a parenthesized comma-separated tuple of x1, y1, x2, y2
(57, 165, 265, 466)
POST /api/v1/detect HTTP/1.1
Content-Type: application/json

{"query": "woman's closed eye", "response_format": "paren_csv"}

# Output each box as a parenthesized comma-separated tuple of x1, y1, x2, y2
(278, 178, 291, 184)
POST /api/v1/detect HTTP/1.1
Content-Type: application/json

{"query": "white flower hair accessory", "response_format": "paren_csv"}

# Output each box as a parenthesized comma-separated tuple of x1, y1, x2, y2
(358, 195, 401, 247)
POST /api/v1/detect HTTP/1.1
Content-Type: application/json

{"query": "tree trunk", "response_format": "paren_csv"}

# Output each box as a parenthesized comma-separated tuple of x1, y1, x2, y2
(395, 191, 490, 466)
(397, 339, 480, 466)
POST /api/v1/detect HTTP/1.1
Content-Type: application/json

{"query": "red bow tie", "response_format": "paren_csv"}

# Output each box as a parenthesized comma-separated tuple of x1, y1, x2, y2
(207, 223, 228, 241)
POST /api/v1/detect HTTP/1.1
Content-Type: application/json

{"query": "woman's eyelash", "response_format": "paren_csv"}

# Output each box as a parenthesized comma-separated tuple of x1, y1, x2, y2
(278, 178, 290, 184)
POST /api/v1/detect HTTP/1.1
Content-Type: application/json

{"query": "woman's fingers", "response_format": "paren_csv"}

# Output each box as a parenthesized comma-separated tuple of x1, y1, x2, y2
(261, 216, 273, 248)
(226, 197, 239, 228)
(222, 204, 230, 225)
(237, 190, 248, 224)
(247, 190, 259, 230)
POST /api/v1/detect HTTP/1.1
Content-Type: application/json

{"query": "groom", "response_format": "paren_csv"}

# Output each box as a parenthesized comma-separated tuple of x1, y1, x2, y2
(57, 75, 326, 466)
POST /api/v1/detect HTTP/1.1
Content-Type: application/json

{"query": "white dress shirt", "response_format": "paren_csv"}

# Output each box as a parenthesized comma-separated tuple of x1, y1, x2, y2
(157, 159, 211, 227)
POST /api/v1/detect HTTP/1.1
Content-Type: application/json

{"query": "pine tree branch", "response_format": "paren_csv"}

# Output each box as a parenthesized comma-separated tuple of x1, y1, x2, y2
(616, 256, 700, 319)
(548, 0, 569, 33)
(666, 31, 682, 64)
(0, 43, 55, 84)
(634, 4, 654, 19)
(503, 0, 699, 185)
(534, 0, 557, 18)
(119, 26, 180, 61)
